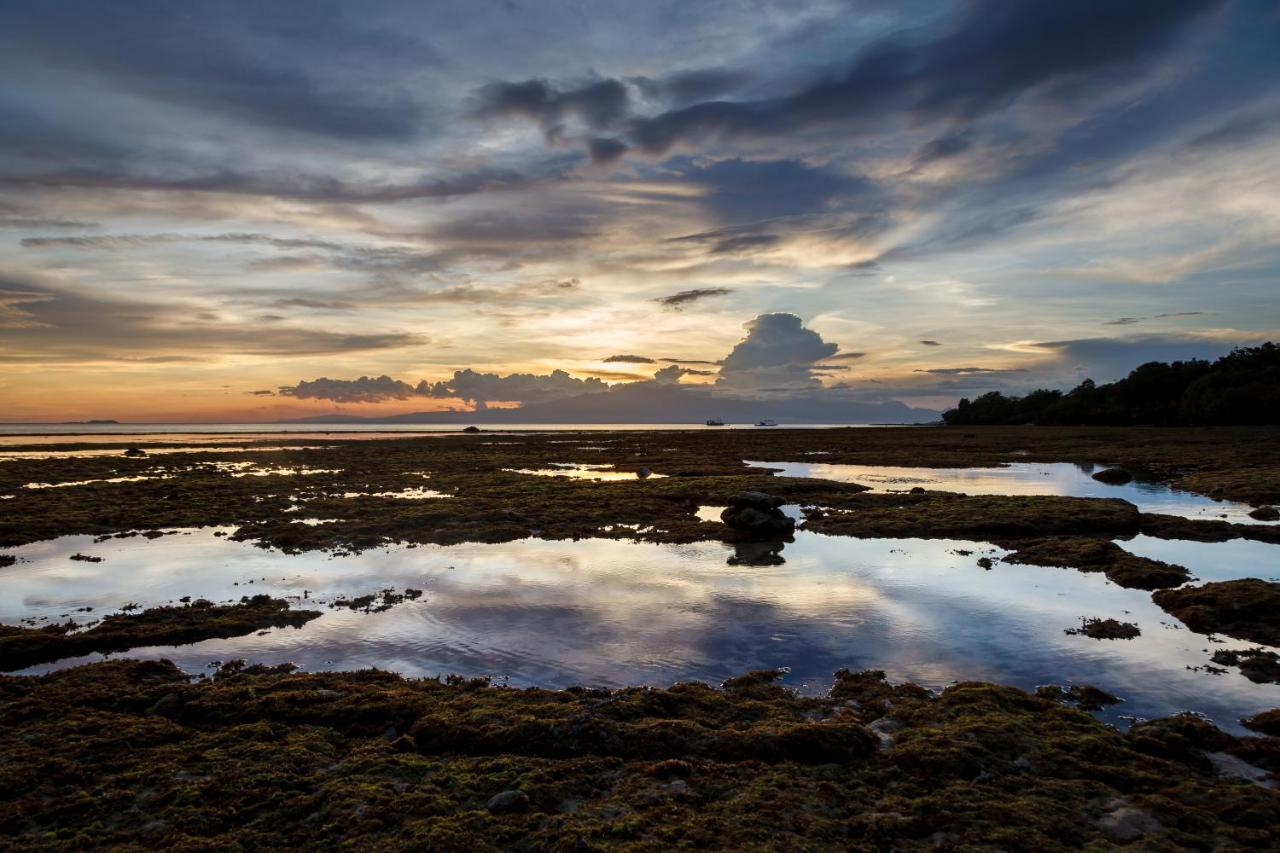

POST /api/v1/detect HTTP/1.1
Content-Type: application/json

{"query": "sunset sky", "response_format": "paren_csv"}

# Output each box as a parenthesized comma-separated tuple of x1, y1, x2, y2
(2, 0, 1278, 422)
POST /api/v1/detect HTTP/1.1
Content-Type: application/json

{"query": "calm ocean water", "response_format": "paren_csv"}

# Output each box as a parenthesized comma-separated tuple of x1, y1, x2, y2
(0, 422, 897, 442)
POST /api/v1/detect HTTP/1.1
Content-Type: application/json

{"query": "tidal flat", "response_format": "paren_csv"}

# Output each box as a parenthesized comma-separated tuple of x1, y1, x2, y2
(1, 425, 1278, 848)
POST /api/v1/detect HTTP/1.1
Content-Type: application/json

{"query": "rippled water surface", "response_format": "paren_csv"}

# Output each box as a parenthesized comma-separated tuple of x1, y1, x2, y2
(747, 460, 1274, 524)
(3, 528, 1277, 732)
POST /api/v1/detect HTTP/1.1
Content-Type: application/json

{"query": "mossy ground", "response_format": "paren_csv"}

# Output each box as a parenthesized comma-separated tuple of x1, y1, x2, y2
(0, 661, 1276, 850)
(2, 426, 1278, 554)
(3, 427, 1279, 847)
(0, 596, 320, 671)
(1152, 580, 1280, 646)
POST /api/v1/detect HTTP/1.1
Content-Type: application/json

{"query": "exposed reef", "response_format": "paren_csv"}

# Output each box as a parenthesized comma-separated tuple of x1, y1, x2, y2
(0, 662, 1275, 849)
(1152, 580, 1280, 646)
(0, 596, 320, 671)
(999, 537, 1191, 590)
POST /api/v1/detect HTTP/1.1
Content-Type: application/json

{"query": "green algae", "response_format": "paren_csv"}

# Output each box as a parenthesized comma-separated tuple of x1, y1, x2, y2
(999, 536, 1191, 589)
(0, 661, 1274, 850)
(0, 596, 320, 671)
(1, 426, 1277, 555)
(1065, 617, 1142, 640)
(1152, 579, 1280, 645)
(1211, 648, 1280, 684)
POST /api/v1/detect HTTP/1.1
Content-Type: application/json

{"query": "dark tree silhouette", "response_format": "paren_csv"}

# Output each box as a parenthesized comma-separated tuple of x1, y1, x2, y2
(943, 343, 1279, 426)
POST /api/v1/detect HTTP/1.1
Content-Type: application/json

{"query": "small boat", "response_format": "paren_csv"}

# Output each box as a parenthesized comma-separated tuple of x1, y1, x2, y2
(705, 418, 725, 426)
(754, 419, 778, 427)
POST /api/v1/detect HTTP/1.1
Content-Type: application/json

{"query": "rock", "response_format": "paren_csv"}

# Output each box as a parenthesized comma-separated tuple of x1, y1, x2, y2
(461, 426, 481, 433)
(1096, 802, 1163, 842)
(1249, 505, 1279, 521)
(727, 491, 785, 511)
(637, 466, 651, 479)
(976, 557, 994, 570)
(123, 447, 147, 458)
(908, 486, 926, 494)
(486, 790, 529, 814)
(1204, 751, 1275, 788)
(1091, 467, 1133, 485)
(721, 492, 795, 539)
(868, 718, 901, 748)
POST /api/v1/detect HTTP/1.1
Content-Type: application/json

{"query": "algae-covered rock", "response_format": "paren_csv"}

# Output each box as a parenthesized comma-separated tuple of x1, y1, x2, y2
(721, 492, 795, 539)
(0, 595, 320, 671)
(1001, 536, 1190, 589)
(1250, 505, 1280, 521)
(1153, 579, 1280, 645)
(1, 662, 1277, 849)
(1211, 648, 1280, 683)
(1092, 467, 1133, 485)
(1243, 709, 1280, 737)
(1065, 617, 1141, 640)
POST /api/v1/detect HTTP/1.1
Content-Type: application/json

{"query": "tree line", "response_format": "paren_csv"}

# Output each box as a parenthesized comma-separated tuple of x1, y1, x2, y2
(943, 343, 1279, 426)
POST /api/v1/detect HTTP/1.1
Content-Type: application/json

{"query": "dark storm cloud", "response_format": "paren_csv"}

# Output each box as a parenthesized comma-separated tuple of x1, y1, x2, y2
(0, 2, 430, 141)
(631, 68, 753, 106)
(0, 271, 421, 362)
(625, 0, 1223, 154)
(912, 131, 975, 167)
(654, 287, 732, 309)
(588, 137, 630, 163)
(1031, 336, 1236, 381)
(473, 78, 630, 132)
(0, 158, 583, 204)
(675, 158, 883, 225)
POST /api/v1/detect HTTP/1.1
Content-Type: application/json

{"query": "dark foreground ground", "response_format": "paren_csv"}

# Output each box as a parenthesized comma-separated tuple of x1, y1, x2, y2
(1, 662, 1277, 850)
(1, 426, 1278, 848)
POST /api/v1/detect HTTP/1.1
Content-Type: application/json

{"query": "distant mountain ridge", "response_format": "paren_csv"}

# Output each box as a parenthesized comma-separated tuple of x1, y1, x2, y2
(284, 382, 938, 425)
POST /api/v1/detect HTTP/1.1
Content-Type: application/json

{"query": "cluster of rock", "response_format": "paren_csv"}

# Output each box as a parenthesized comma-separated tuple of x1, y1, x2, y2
(720, 492, 796, 539)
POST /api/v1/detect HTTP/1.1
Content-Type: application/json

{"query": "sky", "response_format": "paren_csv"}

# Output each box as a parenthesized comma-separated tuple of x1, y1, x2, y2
(1, 0, 1278, 422)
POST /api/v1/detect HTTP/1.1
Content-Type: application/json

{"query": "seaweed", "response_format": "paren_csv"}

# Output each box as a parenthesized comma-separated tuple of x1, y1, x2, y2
(1153, 579, 1280, 645)
(0, 595, 321, 671)
(1000, 537, 1190, 589)
(0, 661, 1274, 849)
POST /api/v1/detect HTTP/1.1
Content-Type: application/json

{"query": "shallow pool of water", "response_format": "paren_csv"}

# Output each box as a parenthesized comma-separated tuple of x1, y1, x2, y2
(2, 528, 1275, 732)
(504, 462, 668, 481)
(747, 460, 1273, 524)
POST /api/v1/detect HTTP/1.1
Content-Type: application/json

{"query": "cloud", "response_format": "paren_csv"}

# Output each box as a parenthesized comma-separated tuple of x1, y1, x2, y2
(602, 354, 656, 364)
(624, 0, 1222, 154)
(0, 271, 421, 362)
(281, 375, 417, 404)
(1104, 317, 1142, 326)
(417, 368, 607, 406)
(716, 313, 841, 396)
(913, 367, 1028, 376)
(588, 137, 629, 163)
(651, 364, 714, 384)
(919, 340, 941, 347)
(473, 77, 630, 135)
(631, 67, 752, 106)
(654, 287, 732, 309)
(249, 389, 276, 397)
(2, 3, 430, 142)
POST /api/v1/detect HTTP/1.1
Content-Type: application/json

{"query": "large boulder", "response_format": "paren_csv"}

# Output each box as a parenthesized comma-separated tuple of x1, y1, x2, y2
(721, 492, 795, 539)
(1091, 467, 1133, 485)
